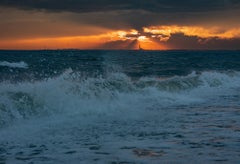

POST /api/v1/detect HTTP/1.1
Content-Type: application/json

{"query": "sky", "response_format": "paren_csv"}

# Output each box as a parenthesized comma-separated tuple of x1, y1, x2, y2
(0, 0, 240, 50)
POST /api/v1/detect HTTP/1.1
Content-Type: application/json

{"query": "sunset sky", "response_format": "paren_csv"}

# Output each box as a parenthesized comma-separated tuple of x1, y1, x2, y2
(0, 0, 240, 50)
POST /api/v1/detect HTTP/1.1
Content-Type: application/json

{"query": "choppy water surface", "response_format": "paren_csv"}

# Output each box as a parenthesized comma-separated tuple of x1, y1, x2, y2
(0, 50, 240, 163)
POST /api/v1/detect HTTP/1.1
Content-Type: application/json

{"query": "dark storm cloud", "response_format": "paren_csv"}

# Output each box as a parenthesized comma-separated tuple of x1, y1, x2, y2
(0, 0, 239, 50)
(161, 33, 240, 50)
(1, 0, 240, 30)
(97, 33, 240, 50)
(0, 0, 240, 13)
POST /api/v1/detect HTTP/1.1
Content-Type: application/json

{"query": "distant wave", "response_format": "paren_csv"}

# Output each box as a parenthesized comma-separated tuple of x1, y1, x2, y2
(0, 61, 28, 69)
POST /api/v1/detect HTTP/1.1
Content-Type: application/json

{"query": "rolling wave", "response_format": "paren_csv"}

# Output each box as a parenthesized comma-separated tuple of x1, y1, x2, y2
(0, 69, 239, 127)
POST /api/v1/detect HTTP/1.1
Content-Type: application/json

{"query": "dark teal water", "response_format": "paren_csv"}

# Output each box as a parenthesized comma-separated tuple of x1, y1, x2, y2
(1, 50, 240, 81)
(0, 50, 240, 163)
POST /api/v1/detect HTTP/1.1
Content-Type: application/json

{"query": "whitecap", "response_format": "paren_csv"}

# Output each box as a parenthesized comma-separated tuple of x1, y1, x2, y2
(0, 61, 28, 69)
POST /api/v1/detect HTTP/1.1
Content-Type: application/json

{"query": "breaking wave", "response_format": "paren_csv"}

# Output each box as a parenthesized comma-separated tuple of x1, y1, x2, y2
(0, 69, 239, 127)
(0, 61, 28, 69)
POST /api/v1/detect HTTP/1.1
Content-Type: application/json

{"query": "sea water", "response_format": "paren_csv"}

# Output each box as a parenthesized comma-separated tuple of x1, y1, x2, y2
(0, 50, 240, 163)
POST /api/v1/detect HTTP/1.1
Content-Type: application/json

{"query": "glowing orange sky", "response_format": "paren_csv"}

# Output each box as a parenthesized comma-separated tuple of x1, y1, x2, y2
(0, 2, 240, 50)
(1, 25, 239, 50)
(0, 29, 167, 50)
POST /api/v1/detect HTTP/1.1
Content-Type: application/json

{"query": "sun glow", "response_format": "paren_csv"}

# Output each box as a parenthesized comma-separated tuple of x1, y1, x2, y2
(1, 25, 239, 50)
(108, 29, 139, 41)
(137, 36, 148, 42)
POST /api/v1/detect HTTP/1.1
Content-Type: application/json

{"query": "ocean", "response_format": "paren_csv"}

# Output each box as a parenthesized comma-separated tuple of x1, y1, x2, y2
(0, 50, 240, 163)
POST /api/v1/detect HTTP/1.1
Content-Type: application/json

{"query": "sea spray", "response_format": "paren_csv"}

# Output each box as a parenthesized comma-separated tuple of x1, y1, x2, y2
(0, 50, 240, 163)
(1, 69, 239, 127)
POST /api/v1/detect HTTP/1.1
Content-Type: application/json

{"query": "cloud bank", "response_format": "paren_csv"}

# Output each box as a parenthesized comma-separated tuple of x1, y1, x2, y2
(1, 0, 240, 13)
(0, 0, 240, 49)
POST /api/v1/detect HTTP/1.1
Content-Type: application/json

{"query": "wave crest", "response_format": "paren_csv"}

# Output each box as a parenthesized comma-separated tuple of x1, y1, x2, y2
(0, 70, 239, 127)
(0, 61, 28, 69)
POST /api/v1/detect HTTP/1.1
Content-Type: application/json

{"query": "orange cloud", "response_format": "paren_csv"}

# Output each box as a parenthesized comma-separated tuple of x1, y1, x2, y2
(143, 25, 240, 41)
(1, 26, 239, 50)
(95, 29, 166, 50)
(0, 30, 141, 50)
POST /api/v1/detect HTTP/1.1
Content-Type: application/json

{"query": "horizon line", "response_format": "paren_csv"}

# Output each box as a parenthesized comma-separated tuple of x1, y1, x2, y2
(0, 48, 240, 51)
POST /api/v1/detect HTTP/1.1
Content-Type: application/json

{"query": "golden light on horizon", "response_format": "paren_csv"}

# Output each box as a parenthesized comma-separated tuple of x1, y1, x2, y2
(0, 35, 107, 50)
(137, 40, 167, 50)
(0, 29, 140, 50)
(0, 25, 239, 50)
(0, 3, 240, 50)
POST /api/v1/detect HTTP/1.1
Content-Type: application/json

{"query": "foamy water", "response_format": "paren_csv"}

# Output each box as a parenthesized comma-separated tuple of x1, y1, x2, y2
(0, 61, 28, 69)
(0, 50, 240, 163)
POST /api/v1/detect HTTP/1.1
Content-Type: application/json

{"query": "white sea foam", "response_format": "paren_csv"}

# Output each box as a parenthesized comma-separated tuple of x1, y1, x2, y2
(0, 70, 239, 127)
(0, 70, 240, 163)
(0, 61, 28, 69)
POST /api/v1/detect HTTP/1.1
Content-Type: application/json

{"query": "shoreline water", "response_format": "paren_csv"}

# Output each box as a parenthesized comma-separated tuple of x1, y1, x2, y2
(0, 50, 240, 163)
